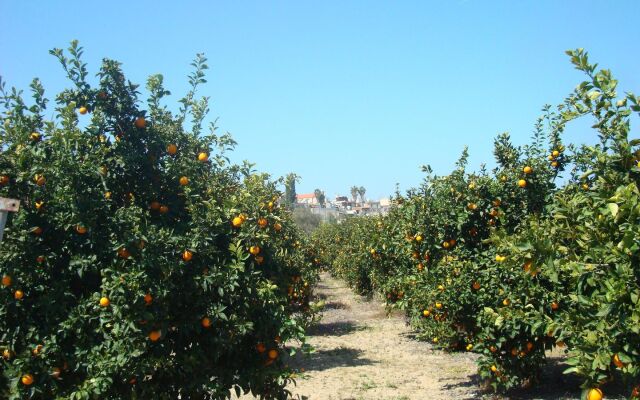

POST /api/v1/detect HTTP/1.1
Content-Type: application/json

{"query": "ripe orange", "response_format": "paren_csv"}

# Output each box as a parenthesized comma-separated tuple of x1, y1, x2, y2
(144, 293, 153, 305)
(526, 342, 534, 351)
(472, 281, 480, 290)
(197, 152, 208, 162)
(437, 284, 445, 291)
(76, 225, 87, 234)
(613, 354, 626, 369)
(511, 348, 518, 356)
(149, 330, 161, 342)
(36, 256, 45, 263)
(1, 275, 11, 287)
(489, 209, 498, 217)
(134, 116, 146, 128)
(273, 222, 282, 231)
(268, 349, 278, 360)
(552, 150, 560, 158)
(159, 205, 169, 214)
(467, 203, 477, 211)
(582, 183, 589, 190)
(587, 388, 603, 400)
(255, 256, 264, 264)
(179, 176, 189, 186)
(104, 191, 111, 199)
(466, 343, 473, 351)
(256, 343, 266, 353)
(258, 218, 268, 228)
(435, 302, 443, 309)
(249, 246, 261, 255)
(30, 132, 41, 142)
(422, 309, 430, 317)
(182, 250, 193, 261)
(117, 247, 131, 259)
(489, 346, 497, 353)
(14, 290, 24, 300)
(490, 365, 497, 373)
(2, 349, 12, 360)
(32, 344, 43, 355)
(99, 297, 110, 307)
(518, 179, 527, 188)
(551, 301, 559, 311)
(78, 106, 88, 115)
(201, 317, 212, 328)
(495, 255, 506, 262)
(21, 374, 34, 386)
(0, 175, 9, 185)
(417, 263, 424, 272)
(492, 199, 501, 207)
(449, 239, 456, 246)
(502, 298, 510, 306)
(442, 241, 450, 249)
(167, 144, 178, 155)
(35, 174, 46, 186)
(232, 216, 244, 228)
(523, 166, 533, 174)
(150, 201, 161, 210)
(551, 161, 559, 168)
(432, 337, 439, 343)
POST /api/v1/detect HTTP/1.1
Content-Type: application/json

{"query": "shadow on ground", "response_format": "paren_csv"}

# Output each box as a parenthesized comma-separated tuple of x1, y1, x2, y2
(322, 301, 350, 310)
(306, 321, 369, 337)
(290, 347, 377, 372)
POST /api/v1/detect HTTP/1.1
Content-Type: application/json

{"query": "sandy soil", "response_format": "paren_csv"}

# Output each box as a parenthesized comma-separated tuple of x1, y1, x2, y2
(241, 272, 480, 400)
(236, 273, 628, 400)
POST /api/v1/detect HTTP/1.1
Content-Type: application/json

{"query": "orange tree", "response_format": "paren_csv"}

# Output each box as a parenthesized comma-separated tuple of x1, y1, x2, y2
(312, 49, 640, 398)
(476, 50, 640, 397)
(0, 41, 318, 399)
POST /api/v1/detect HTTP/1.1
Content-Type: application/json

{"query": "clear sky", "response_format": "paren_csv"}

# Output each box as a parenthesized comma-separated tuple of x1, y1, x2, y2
(1, 1, 638, 200)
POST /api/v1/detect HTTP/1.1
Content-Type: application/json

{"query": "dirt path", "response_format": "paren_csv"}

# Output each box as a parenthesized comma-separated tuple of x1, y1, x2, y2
(236, 273, 620, 400)
(262, 273, 480, 400)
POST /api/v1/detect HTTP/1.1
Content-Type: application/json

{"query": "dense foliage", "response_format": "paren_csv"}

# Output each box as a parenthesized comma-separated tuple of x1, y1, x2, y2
(0, 42, 318, 399)
(313, 50, 640, 399)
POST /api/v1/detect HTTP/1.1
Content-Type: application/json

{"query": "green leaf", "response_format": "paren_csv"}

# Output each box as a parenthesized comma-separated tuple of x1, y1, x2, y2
(607, 203, 619, 217)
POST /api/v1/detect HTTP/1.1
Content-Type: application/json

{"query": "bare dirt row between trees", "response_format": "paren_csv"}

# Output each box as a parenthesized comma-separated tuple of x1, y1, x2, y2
(240, 272, 593, 400)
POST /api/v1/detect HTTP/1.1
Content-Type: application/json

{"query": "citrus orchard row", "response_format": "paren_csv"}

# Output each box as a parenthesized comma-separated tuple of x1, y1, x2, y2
(0, 42, 319, 399)
(312, 50, 640, 399)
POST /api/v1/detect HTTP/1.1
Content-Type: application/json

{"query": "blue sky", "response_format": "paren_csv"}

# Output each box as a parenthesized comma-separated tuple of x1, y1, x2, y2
(1, 1, 638, 200)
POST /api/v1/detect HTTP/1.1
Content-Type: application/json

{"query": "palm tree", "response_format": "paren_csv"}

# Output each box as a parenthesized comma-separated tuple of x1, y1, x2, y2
(314, 188, 326, 208)
(350, 186, 359, 206)
(358, 186, 366, 205)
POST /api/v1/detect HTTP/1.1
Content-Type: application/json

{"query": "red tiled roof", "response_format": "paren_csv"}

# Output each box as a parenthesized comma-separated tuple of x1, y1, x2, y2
(296, 193, 316, 199)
